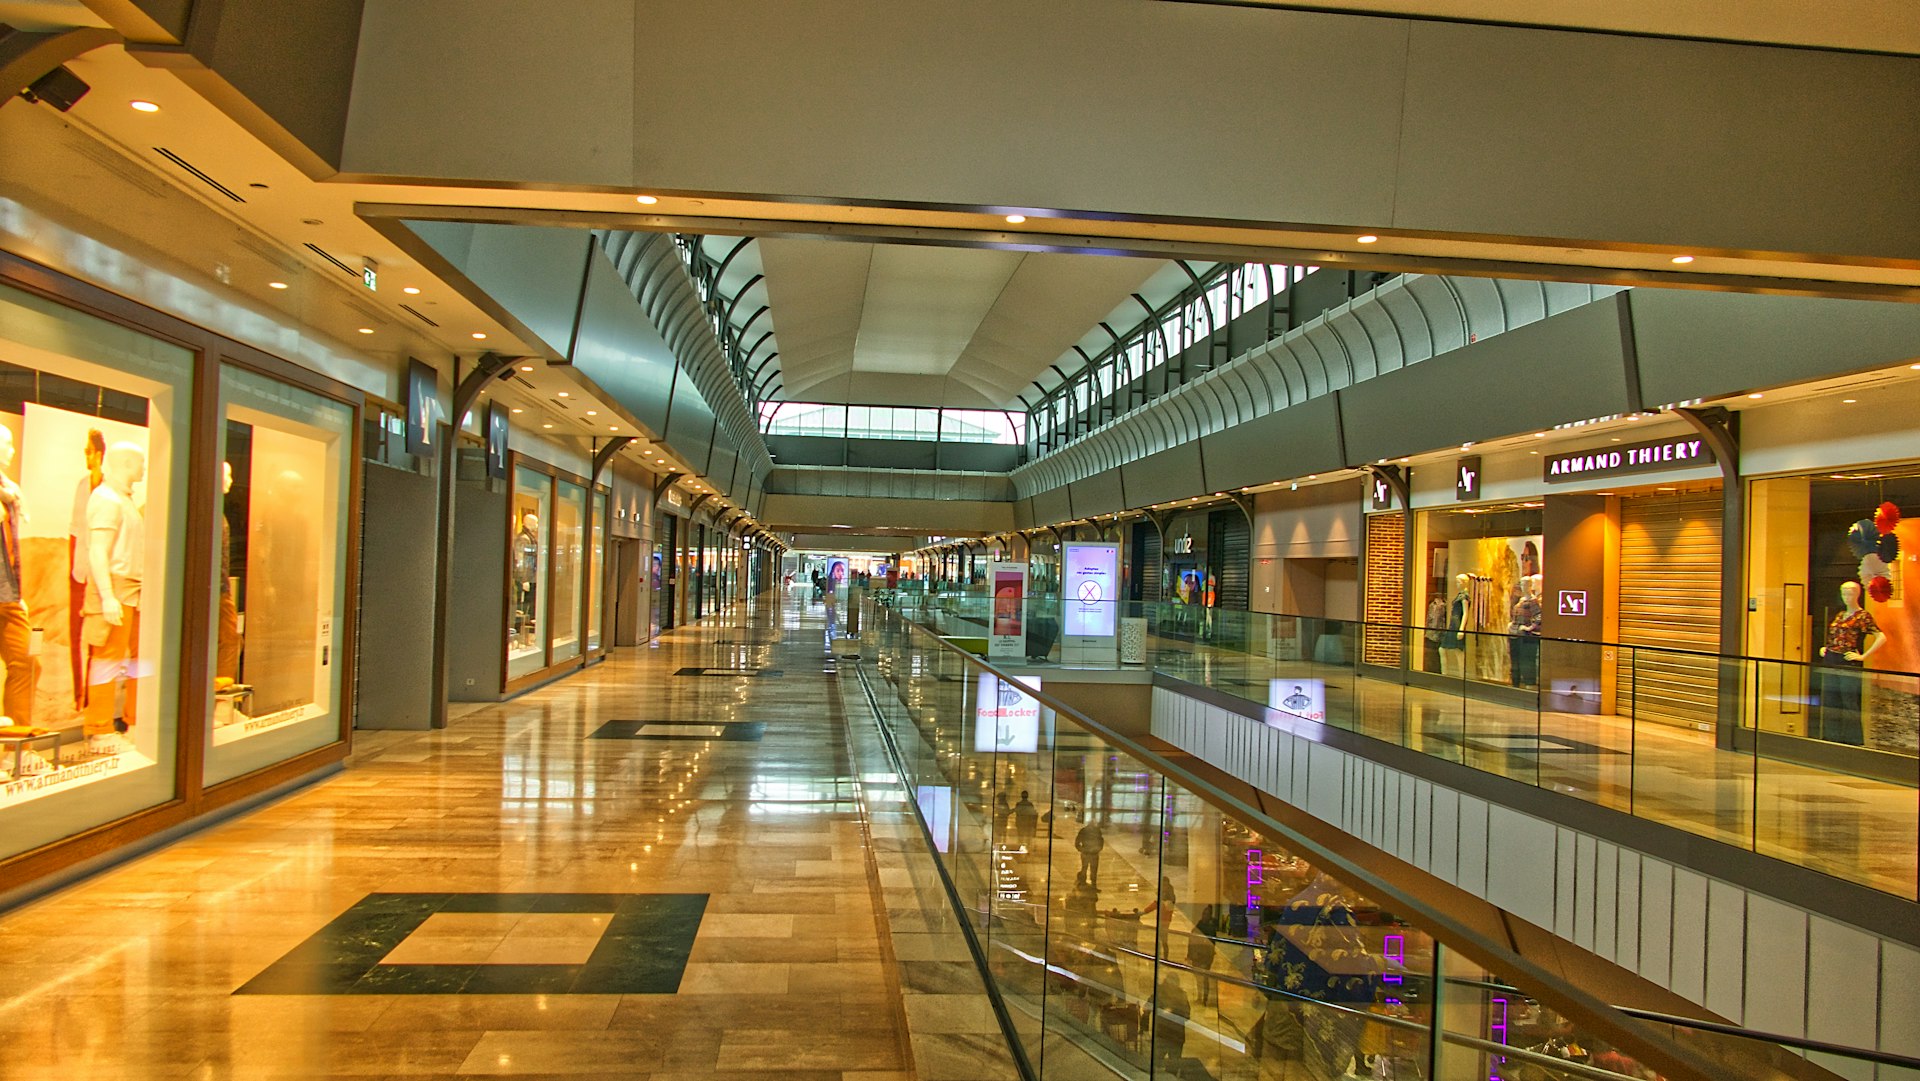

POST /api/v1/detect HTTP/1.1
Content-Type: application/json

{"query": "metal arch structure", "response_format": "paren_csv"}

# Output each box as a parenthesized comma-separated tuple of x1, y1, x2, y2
(1011, 274, 1626, 504)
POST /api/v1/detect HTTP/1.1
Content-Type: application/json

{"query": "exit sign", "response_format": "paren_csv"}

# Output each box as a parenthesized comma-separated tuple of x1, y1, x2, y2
(361, 265, 378, 291)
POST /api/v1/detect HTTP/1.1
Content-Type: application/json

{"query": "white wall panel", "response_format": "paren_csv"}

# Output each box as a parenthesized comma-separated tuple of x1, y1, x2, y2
(1706, 880, 1751, 1024)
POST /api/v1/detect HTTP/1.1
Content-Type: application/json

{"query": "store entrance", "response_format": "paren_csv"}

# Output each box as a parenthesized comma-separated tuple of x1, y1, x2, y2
(607, 537, 642, 646)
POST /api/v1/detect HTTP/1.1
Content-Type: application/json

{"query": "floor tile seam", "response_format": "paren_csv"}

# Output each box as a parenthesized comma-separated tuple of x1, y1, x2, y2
(831, 668, 923, 1081)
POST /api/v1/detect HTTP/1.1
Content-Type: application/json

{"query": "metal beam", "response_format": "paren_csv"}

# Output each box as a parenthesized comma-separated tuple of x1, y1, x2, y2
(430, 352, 519, 729)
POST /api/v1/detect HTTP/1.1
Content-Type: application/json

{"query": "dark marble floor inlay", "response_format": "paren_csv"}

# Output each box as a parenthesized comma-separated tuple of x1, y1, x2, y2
(236, 892, 707, 996)
(591, 720, 767, 742)
(673, 666, 784, 678)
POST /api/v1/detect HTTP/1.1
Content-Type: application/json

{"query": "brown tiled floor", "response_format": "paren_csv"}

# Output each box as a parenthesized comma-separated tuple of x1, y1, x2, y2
(0, 593, 947, 1080)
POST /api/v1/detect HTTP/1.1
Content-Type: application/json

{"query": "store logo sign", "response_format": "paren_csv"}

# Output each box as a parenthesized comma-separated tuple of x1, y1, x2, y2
(1167, 530, 1194, 555)
(1456, 456, 1481, 502)
(1370, 475, 1393, 510)
(1558, 590, 1588, 617)
(1544, 436, 1713, 483)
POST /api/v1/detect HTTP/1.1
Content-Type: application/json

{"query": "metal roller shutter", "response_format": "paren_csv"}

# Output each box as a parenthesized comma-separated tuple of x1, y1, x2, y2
(1136, 522, 1163, 604)
(1209, 509, 1251, 610)
(1615, 492, 1723, 730)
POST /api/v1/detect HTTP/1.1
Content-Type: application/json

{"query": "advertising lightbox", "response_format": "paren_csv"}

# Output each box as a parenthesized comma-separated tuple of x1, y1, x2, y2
(1267, 678, 1326, 724)
(1062, 542, 1118, 638)
(987, 561, 1027, 659)
(974, 672, 1043, 754)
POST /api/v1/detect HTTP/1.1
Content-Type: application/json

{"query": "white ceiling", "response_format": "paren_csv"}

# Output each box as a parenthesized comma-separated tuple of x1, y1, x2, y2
(758, 239, 1163, 408)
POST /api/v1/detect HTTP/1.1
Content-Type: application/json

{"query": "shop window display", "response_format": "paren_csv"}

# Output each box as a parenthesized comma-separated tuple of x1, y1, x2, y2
(1749, 472, 1920, 754)
(587, 490, 606, 652)
(203, 365, 352, 785)
(549, 479, 585, 663)
(1413, 505, 1544, 689)
(507, 464, 550, 679)
(0, 285, 189, 860)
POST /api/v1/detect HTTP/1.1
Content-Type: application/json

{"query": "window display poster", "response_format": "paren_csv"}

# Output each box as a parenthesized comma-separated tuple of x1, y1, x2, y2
(405, 357, 438, 457)
(485, 401, 509, 479)
(974, 672, 1042, 754)
(1267, 678, 1326, 724)
(988, 561, 1026, 659)
(1062, 542, 1118, 639)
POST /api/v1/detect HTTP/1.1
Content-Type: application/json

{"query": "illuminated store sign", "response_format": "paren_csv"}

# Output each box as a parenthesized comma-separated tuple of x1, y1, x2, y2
(1544, 436, 1713, 482)
(974, 673, 1042, 754)
(1455, 456, 1481, 501)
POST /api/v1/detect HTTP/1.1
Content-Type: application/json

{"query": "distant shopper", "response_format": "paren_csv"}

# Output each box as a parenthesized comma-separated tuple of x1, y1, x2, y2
(1074, 818, 1105, 885)
(1013, 790, 1038, 845)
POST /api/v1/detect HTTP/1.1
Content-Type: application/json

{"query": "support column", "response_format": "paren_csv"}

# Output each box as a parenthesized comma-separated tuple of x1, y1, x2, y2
(430, 352, 517, 730)
(1677, 405, 1743, 749)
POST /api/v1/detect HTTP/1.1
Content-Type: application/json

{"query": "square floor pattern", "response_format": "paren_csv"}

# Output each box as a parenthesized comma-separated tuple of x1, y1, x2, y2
(591, 720, 767, 741)
(236, 892, 707, 996)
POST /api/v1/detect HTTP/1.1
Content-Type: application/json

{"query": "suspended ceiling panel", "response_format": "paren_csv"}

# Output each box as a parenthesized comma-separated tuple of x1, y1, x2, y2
(760, 238, 1162, 408)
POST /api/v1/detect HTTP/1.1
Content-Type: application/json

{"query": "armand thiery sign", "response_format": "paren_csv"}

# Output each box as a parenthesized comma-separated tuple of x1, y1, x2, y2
(1544, 436, 1714, 483)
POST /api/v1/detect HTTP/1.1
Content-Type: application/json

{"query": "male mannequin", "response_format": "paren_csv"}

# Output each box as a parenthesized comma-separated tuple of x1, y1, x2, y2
(1508, 575, 1544, 689)
(82, 442, 145, 755)
(1817, 580, 1883, 746)
(0, 427, 34, 728)
(512, 511, 540, 644)
(68, 428, 104, 709)
(216, 461, 242, 680)
(1439, 573, 1469, 678)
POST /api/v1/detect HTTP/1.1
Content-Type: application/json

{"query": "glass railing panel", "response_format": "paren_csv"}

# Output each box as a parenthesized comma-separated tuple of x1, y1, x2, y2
(1532, 637, 1629, 810)
(983, 688, 1056, 1067)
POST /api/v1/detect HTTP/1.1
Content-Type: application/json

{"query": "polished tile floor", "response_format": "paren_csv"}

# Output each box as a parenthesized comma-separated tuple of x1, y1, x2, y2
(0, 593, 958, 1080)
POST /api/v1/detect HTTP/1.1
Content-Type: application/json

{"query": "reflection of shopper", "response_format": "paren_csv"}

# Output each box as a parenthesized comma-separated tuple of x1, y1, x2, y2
(1423, 594, 1445, 673)
(68, 428, 105, 709)
(0, 428, 32, 725)
(1074, 818, 1105, 886)
(1013, 790, 1038, 845)
(1817, 581, 1883, 746)
(1187, 906, 1218, 1006)
(83, 442, 146, 755)
(1508, 575, 1543, 689)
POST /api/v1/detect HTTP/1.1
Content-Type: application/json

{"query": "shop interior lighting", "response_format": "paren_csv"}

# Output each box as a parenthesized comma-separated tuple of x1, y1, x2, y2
(1356, 234, 1379, 244)
(129, 100, 159, 113)
(1670, 255, 1695, 264)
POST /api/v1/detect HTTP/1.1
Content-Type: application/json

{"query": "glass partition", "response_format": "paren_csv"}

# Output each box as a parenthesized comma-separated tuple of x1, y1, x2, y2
(549, 479, 585, 663)
(0, 283, 191, 860)
(203, 364, 353, 784)
(507, 463, 550, 680)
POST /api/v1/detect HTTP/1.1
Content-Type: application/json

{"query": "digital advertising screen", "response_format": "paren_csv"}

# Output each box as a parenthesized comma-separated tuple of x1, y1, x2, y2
(973, 672, 1043, 754)
(1267, 678, 1326, 724)
(1061, 542, 1118, 639)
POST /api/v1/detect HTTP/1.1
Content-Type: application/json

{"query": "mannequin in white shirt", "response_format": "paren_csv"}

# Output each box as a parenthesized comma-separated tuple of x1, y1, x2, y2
(82, 442, 145, 754)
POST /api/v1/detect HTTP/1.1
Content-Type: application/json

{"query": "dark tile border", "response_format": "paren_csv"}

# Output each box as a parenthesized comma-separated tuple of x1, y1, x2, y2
(591, 720, 767, 742)
(673, 666, 784, 678)
(236, 892, 707, 995)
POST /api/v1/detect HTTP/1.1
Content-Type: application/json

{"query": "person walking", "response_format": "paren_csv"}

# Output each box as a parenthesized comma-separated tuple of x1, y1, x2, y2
(1074, 817, 1105, 888)
(1013, 790, 1039, 848)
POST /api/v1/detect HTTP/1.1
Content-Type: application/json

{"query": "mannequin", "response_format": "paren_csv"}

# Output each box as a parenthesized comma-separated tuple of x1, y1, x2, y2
(1423, 593, 1446, 673)
(216, 461, 243, 681)
(82, 442, 145, 755)
(1508, 575, 1544, 689)
(1439, 573, 1469, 677)
(67, 428, 104, 710)
(0, 427, 34, 729)
(1816, 581, 1882, 746)
(511, 511, 540, 645)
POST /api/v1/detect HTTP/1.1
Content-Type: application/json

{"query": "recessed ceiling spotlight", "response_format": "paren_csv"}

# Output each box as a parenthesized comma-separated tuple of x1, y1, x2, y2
(557, 391, 569, 398)
(1356, 234, 1379, 244)
(129, 100, 160, 113)
(511, 407, 523, 413)
(356, 327, 374, 334)
(1005, 214, 1026, 224)
(1842, 398, 1857, 404)
(1533, 432, 1547, 438)
(636, 195, 658, 204)
(542, 423, 553, 429)
(402, 286, 421, 295)
(1747, 392, 1764, 399)
(518, 364, 533, 372)
(470, 332, 488, 340)
(268, 281, 288, 290)
(608, 425, 619, 431)
(1671, 255, 1695, 265)
(585, 410, 598, 416)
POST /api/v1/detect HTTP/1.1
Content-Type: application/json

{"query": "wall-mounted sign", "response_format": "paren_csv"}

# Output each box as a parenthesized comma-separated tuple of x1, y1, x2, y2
(1455, 456, 1481, 502)
(974, 673, 1043, 754)
(484, 401, 509, 479)
(1368, 470, 1403, 511)
(361, 264, 378, 291)
(1267, 678, 1326, 723)
(405, 357, 438, 457)
(1558, 590, 1588, 616)
(1167, 530, 1195, 555)
(1544, 436, 1713, 483)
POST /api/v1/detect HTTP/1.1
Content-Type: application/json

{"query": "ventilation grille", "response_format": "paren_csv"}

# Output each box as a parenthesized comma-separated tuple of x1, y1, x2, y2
(153, 148, 245, 203)
(304, 243, 358, 278)
(400, 303, 440, 328)
(68, 135, 169, 199)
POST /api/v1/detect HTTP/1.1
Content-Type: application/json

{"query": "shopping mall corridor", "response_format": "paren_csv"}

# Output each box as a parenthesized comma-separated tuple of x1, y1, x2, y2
(0, 591, 947, 1080)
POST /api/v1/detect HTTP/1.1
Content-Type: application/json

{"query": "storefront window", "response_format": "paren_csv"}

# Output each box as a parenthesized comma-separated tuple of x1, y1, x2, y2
(203, 365, 353, 784)
(507, 464, 550, 679)
(549, 479, 585, 663)
(1749, 471, 1920, 756)
(0, 284, 190, 860)
(1411, 503, 1545, 689)
(588, 489, 607, 652)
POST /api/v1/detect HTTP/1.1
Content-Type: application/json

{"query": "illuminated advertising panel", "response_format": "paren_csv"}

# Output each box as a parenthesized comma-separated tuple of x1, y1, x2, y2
(1267, 678, 1326, 724)
(1061, 542, 1118, 639)
(973, 672, 1042, 754)
(988, 561, 1026, 659)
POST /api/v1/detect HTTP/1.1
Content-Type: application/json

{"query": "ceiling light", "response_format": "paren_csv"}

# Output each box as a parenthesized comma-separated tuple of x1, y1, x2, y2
(1747, 392, 1763, 399)
(268, 281, 288, 290)
(636, 195, 658, 204)
(1842, 398, 1857, 404)
(402, 286, 421, 295)
(542, 423, 553, 429)
(471, 332, 488, 340)
(1356, 234, 1379, 244)
(1529, 451, 1539, 455)
(511, 408, 523, 413)
(1005, 215, 1026, 224)
(557, 391, 569, 398)
(518, 364, 533, 372)
(609, 425, 619, 431)
(585, 410, 598, 416)
(1533, 432, 1547, 438)
(1671, 255, 1695, 265)
(356, 327, 373, 334)
(129, 100, 160, 113)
